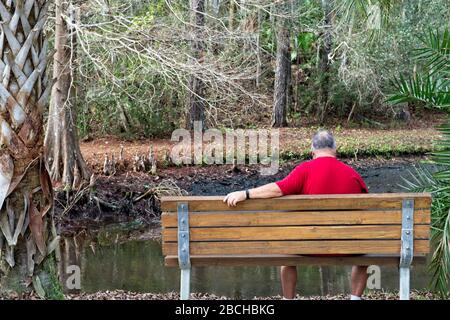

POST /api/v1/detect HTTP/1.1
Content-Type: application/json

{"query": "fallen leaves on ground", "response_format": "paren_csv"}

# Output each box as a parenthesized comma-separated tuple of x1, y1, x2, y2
(0, 290, 443, 300)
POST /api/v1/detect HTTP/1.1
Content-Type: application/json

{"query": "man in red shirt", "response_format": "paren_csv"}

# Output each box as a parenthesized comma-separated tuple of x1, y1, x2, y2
(224, 130, 369, 300)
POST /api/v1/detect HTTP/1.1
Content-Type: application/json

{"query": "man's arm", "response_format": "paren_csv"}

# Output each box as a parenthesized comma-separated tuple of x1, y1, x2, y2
(223, 183, 283, 207)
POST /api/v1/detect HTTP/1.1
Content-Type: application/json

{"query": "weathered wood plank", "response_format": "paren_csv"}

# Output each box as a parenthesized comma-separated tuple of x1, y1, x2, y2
(164, 254, 428, 267)
(161, 193, 432, 212)
(162, 240, 429, 256)
(161, 210, 430, 228)
(162, 225, 430, 242)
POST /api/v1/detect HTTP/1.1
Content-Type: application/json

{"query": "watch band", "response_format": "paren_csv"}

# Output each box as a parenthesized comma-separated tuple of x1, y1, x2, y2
(245, 189, 250, 199)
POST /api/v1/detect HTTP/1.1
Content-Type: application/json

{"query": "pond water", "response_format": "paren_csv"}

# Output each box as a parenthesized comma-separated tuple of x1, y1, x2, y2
(63, 239, 430, 298)
(60, 160, 438, 298)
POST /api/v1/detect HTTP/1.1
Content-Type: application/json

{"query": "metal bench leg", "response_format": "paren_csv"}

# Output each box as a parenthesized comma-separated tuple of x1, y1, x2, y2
(399, 199, 414, 301)
(178, 202, 191, 300)
(399, 266, 410, 300)
(180, 268, 191, 300)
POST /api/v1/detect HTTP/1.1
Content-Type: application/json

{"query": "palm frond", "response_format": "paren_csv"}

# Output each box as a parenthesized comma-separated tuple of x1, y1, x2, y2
(334, 0, 397, 37)
(400, 165, 441, 192)
(387, 74, 450, 109)
(393, 28, 450, 296)
(401, 122, 450, 297)
(428, 193, 450, 298)
(402, 163, 450, 298)
(431, 121, 450, 181)
(415, 27, 450, 76)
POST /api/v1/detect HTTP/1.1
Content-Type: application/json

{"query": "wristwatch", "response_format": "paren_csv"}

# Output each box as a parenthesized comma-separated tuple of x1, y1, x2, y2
(245, 189, 250, 199)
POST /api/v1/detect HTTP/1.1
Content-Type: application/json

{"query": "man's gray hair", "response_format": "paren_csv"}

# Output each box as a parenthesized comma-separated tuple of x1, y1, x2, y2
(312, 130, 336, 150)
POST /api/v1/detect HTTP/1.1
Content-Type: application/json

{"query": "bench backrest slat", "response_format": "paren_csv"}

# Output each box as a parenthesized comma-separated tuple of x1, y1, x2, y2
(161, 193, 431, 212)
(162, 210, 430, 227)
(163, 225, 430, 242)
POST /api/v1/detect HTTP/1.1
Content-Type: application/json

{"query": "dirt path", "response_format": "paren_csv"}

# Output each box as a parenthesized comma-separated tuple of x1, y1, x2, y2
(80, 127, 440, 172)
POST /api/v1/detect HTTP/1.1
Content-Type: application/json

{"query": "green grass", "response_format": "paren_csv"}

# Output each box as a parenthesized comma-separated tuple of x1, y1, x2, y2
(279, 127, 441, 162)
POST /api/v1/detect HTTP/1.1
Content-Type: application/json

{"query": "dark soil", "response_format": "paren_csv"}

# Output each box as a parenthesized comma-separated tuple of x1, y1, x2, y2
(178, 156, 434, 195)
(54, 173, 162, 236)
(55, 155, 437, 236)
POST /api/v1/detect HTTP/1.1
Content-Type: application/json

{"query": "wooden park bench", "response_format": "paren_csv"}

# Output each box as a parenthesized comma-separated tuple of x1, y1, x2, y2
(161, 193, 431, 300)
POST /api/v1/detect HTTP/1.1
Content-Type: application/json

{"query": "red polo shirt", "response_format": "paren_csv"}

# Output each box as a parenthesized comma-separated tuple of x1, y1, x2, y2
(276, 156, 368, 257)
(276, 156, 368, 195)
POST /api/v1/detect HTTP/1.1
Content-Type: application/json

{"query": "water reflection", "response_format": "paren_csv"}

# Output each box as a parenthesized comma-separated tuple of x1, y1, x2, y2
(61, 238, 431, 298)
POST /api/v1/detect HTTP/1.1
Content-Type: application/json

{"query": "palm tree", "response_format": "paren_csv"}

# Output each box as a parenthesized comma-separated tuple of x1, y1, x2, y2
(0, 0, 61, 298)
(388, 27, 449, 297)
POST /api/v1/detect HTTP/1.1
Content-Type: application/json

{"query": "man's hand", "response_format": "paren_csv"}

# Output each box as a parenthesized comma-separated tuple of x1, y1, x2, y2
(223, 190, 246, 207)
(223, 184, 282, 207)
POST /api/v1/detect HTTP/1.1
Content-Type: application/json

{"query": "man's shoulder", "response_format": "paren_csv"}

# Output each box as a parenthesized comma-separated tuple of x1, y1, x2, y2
(286, 160, 312, 176)
(335, 159, 362, 175)
(294, 160, 313, 170)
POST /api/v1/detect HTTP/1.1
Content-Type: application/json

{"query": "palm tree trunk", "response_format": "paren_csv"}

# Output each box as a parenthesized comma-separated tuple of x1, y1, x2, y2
(0, 0, 60, 298)
(44, 0, 90, 189)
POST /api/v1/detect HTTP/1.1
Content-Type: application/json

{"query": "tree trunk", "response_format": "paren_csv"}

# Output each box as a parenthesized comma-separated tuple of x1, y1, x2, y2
(228, 0, 235, 30)
(0, 0, 62, 298)
(211, 0, 220, 16)
(272, 20, 290, 128)
(45, 0, 90, 189)
(186, 0, 206, 130)
(255, 8, 261, 87)
(317, 0, 332, 123)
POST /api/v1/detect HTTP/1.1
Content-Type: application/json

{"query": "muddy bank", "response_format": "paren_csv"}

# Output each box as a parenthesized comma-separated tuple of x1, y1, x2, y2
(178, 156, 436, 195)
(0, 289, 442, 300)
(55, 156, 438, 235)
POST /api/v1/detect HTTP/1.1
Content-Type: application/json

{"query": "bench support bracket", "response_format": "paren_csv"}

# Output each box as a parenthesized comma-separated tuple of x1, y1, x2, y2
(178, 202, 191, 300)
(399, 199, 414, 300)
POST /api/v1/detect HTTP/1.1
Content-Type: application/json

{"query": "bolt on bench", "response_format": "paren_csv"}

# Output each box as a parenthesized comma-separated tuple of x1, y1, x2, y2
(161, 193, 431, 300)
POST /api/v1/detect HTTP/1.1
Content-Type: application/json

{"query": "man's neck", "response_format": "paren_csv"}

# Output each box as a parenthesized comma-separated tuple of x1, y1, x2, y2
(313, 151, 336, 159)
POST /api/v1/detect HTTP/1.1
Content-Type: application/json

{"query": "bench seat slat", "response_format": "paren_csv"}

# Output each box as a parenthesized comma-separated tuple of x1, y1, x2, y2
(161, 210, 430, 228)
(161, 194, 432, 212)
(162, 240, 429, 256)
(162, 225, 430, 242)
(164, 254, 428, 267)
